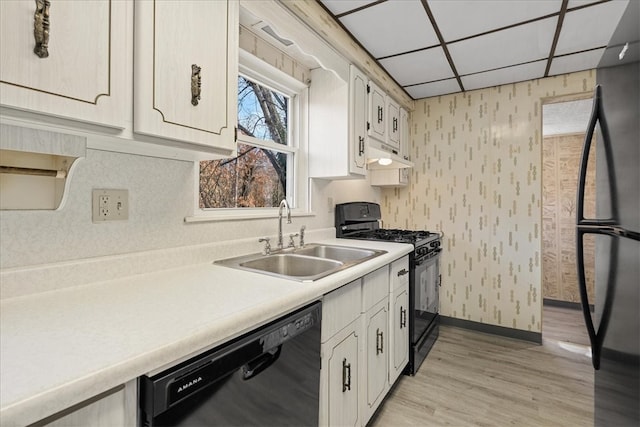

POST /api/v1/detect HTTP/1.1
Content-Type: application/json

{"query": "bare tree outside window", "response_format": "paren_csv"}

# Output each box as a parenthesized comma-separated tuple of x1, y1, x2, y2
(200, 76, 290, 208)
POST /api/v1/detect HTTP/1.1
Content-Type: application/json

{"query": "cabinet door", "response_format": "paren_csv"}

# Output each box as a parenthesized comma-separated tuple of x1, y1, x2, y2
(321, 322, 360, 427)
(38, 386, 126, 427)
(363, 299, 389, 422)
(367, 81, 386, 143)
(386, 98, 400, 151)
(0, 0, 127, 128)
(134, 0, 238, 153)
(399, 107, 410, 160)
(309, 65, 366, 179)
(391, 287, 409, 382)
(350, 65, 367, 173)
(322, 279, 362, 342)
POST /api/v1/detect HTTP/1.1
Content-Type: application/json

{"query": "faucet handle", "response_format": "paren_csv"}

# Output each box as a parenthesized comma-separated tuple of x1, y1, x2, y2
(288, 233, 299, 248)
(299, 225, 306, 247)
(258, 237, 271, 255)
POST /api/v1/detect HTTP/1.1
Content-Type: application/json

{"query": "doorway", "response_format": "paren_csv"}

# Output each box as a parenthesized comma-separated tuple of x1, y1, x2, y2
(541, 96, 595, 347)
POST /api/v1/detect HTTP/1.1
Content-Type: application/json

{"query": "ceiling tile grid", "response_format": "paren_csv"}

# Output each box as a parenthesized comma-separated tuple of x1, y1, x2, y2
(318, 0, 631, 99)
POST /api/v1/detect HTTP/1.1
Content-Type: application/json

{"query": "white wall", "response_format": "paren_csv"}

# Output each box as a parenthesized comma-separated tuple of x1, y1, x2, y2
(0, 144, 380, 270)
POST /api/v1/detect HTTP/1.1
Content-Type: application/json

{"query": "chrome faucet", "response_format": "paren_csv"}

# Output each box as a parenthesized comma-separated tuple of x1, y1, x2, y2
(277, 199, 292, 249)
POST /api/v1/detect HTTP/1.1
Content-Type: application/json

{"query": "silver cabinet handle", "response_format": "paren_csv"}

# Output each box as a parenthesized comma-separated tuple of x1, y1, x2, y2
(400, 306, 407, 328)
(342, 358, 351, 392)
(376, 328, 384, 354)
(33, 0, 51, 58)
(397, 268, 408, 277)
(191, 64, 202, 106)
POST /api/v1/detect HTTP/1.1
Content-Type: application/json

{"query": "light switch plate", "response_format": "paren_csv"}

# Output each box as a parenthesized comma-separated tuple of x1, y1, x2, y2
(92, 189, 129, 222)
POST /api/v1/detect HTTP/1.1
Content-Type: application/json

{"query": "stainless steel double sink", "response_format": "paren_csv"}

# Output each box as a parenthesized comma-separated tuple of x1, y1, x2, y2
(215, 243, 387, 282)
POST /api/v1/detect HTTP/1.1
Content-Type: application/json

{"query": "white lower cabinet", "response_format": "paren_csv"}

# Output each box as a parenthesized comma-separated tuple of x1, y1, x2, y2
(360, 266, 390, 422)
(389, 256, 410, 382)
(362, 298, 389, 421)
(320, 257, 409, 426)
(321, 319, 361, 427)
(390, 288, 409, 381)
(320, 279, 362, 427)
(35, 381, 136, 427)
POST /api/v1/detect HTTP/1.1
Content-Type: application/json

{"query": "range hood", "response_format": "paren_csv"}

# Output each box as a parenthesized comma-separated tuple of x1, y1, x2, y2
(366, 146, 413, 170)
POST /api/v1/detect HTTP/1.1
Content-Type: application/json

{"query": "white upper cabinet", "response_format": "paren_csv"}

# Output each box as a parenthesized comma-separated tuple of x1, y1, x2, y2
(350, 65, 368, 173)
(367, 80, 386, 143)
(309, 64, 367, 179)
(0, 0, 127, 128)
(386, 97, 400, 153)
(134, 0, 238, 154)
(399, 107, 410, 161)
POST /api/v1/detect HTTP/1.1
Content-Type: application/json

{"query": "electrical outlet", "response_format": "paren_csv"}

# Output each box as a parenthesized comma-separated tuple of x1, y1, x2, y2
(92, 189, 129, 222)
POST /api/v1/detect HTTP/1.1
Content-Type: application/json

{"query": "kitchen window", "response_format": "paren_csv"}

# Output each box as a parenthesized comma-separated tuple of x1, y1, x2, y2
(197, 52, 309, 219)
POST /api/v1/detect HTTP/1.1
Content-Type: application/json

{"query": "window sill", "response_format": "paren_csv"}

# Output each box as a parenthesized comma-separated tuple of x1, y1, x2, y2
(184, 209, 316, 223)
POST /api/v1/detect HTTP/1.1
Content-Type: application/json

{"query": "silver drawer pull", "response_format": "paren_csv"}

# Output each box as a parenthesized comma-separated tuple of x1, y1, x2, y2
(191, 64, 202, 106)
(33, 0, 50, 58)
(342, 358, 351, 392)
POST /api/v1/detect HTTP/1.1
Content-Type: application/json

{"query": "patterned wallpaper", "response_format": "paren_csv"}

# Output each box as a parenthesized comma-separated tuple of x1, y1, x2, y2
(382, 70, 595, 333)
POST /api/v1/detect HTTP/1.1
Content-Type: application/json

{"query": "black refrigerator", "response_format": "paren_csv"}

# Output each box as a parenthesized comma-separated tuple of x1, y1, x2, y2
(575, 1, 639, 425)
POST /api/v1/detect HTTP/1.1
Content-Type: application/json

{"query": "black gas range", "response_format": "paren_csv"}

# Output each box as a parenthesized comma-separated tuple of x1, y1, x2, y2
(335, 202, 442, 375)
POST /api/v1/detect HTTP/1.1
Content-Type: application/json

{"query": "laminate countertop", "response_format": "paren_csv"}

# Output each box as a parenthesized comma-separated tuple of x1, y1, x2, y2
(0, 238, 412, 426)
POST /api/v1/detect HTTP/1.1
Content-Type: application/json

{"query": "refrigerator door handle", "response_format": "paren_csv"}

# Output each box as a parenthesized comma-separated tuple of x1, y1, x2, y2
(577, 85, 618, 228)
(576, 228, 601, 369)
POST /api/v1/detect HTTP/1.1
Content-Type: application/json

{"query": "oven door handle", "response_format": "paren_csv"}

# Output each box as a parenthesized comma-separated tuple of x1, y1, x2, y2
(415, 248, 442, 266)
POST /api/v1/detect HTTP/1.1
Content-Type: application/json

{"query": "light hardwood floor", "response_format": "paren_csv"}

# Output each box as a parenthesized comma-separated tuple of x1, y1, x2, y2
(370, 306, 593, 426)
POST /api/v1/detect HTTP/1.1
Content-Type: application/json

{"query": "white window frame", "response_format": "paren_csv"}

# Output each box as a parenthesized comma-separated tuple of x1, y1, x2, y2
(187, 49, 310, 222)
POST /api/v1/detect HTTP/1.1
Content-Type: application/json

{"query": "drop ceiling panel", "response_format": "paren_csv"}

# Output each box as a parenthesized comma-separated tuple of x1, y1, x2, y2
(461, 60, 547, 91)
(548, 48, 605, 76)
(449, 18, 557, 75)
(338, 1, 439, 58)
(379, 47, 453, 86)
(428, 0, 561, 42)
(320, 0, 378, 16)
(555, 1, 629, 55)
(567, 0, 607, 8)
(405, 78, 461, 99)
(316, 0, 629, 99)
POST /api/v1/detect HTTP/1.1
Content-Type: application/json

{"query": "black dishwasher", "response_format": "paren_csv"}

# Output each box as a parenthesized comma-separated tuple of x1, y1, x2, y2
(139, 301, 321, 426)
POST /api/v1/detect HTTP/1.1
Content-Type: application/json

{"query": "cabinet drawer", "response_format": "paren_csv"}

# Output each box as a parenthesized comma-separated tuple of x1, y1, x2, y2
(322, 279, 362, 342)
(362, 266, 388, 312)
(390, 255, 410, 292)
